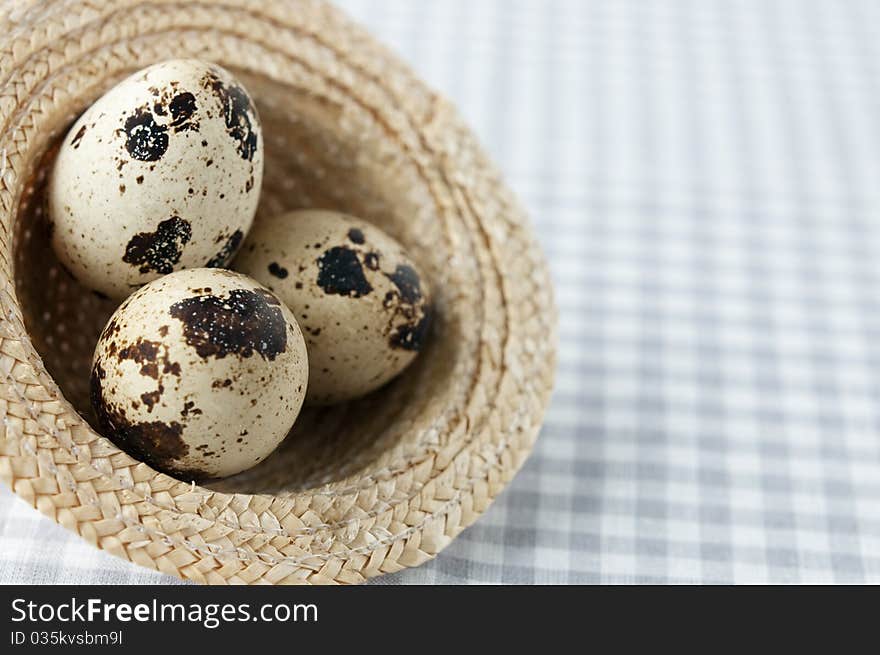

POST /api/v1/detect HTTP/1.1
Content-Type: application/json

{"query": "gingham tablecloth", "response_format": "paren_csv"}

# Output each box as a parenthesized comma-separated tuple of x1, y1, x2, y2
(3, 0, 880, 584)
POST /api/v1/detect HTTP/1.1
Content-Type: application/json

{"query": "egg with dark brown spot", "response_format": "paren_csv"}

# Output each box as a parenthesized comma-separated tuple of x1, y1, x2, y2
(49, 59, 263, 300)
(90, 268, 307, 480)
(235, 209, 432, 405)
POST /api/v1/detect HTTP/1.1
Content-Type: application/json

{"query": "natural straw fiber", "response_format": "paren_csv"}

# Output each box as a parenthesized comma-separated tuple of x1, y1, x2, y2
(0, 0, 557, 584)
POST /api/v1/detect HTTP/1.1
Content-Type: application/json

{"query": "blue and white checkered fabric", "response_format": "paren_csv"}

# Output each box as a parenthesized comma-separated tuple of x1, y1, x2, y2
(4, 0, 880, 584)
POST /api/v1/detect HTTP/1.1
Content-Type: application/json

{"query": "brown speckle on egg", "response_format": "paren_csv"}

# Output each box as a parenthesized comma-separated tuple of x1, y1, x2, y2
(389, 312, 432, 352)
(122, 216, 192, 275)
(205, 229, 244, 268)
(168, 91, 198, 132)
(123, 106, 169, 162)
(70, 125, 87, 149)
(316, 246, 373, 298)
(168, 287, 287, 361)
(202, 69, 259, 161)
(116, 337, 164, 378)
(364, 251, 380, 271)
(140, 387, 163, 412)
(268, 262, 288, 279)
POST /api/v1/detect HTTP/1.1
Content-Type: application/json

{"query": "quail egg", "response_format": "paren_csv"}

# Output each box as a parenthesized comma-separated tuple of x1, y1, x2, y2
(235, 209, 431, 405)
(49, 59, 263, 299)
(90, 268, 308, 480)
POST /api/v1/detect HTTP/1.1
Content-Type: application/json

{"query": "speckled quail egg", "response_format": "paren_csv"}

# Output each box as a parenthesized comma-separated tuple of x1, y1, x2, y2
(90, 268, 308, 480)
(234, 209, 432, 405)
(49, 59, 263, 300)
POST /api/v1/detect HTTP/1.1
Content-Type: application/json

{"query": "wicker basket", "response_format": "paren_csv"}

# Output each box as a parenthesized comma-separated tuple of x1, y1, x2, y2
(0, 0, 557, 584)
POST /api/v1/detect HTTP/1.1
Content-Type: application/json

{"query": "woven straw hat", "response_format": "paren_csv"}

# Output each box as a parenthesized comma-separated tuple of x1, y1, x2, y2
(0, 0, 557, 584)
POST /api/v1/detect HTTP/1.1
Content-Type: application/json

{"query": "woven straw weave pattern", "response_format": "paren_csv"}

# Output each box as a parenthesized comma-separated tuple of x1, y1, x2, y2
(0, 0, 556, 584)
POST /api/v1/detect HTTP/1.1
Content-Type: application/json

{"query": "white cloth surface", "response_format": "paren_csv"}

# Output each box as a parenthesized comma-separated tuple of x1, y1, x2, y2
(4, 0, 880, 584)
